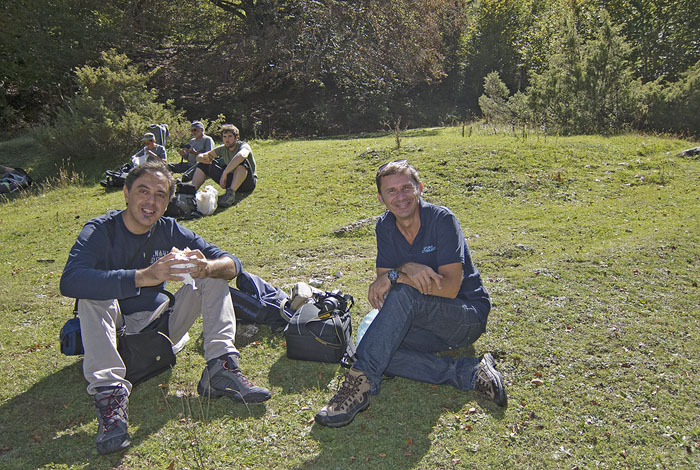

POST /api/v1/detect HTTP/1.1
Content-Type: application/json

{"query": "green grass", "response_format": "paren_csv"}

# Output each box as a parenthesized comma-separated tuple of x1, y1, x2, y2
(0, 126, 698, 469)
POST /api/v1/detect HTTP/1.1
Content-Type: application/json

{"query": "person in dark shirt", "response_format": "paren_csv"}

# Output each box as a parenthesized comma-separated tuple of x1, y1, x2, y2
(315, 159, 506, 428)
(60, 160, 270, 454)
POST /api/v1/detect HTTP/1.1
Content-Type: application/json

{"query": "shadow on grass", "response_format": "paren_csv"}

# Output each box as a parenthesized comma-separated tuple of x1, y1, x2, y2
(268, 344, 507, 470)
(0, 360, 177, 468)
(0, 352, 270, 468)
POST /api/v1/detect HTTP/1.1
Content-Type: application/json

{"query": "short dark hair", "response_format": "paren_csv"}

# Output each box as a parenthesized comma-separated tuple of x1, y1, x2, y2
(221, 124, 240, 138)
(376, 159, 420, 193)
(124, 161, 176, 199)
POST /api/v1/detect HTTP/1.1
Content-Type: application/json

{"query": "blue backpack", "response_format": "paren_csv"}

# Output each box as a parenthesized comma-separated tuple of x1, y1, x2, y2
(229, 272, 295, 330)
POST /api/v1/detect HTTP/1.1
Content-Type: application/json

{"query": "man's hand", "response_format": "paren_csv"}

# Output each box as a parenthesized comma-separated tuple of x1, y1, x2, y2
(196, 152, 214, 164)
(172, 248, 211, 279)
(368, 272, 391, 309)
(400, 262, 443, 295)
(219, 172, 229, 189)
(135, 251, 195, 287)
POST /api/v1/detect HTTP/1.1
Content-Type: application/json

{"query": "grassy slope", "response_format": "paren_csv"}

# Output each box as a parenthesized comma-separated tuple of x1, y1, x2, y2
(0, 127, 698, 469)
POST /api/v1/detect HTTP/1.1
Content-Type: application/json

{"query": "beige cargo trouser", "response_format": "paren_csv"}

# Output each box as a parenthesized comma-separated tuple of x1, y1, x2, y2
(78, 277, 238, 395)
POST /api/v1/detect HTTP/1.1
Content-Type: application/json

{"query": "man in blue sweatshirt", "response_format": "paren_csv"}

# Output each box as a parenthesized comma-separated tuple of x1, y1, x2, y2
(60, 160, 270, 455)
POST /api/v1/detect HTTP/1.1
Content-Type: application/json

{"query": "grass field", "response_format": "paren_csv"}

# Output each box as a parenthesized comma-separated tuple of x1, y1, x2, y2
(0, 126, 698, 469)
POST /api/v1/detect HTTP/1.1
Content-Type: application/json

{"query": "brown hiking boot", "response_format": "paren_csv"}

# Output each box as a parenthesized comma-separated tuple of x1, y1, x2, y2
(315, 367, 370, 428)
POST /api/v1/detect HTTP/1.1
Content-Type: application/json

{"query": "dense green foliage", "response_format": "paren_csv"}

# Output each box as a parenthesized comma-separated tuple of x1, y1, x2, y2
(1, 0, 699, 137)
(37, 51, 187, 165)
(1, 127, 698, 468)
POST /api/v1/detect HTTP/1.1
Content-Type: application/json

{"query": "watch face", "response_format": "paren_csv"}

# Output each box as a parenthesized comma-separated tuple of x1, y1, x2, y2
(388, 270, 399, 283)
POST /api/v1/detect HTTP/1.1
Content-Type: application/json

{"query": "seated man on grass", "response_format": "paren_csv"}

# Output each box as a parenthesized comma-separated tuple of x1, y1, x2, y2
(315, 159, 507, 428)
(171, 120, 215, 178)
(191, 124, 256, 207)
(60, 160, 271, 455)
(130, 132, 167, 166)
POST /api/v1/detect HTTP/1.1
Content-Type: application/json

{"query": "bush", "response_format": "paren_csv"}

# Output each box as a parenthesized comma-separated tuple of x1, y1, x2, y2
(643, 60, 700, 137)
(38, 50, 186, 166)
(478, 72, 531, 133)
(526, 13, 644, 135)
(478, 71, 510, 125)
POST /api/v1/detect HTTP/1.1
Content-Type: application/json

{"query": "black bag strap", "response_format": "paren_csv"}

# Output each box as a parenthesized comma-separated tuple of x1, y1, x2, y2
(301, 307, 357, 366)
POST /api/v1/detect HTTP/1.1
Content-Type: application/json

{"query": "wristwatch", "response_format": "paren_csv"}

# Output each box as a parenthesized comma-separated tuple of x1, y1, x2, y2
(387, 269, 399, 285)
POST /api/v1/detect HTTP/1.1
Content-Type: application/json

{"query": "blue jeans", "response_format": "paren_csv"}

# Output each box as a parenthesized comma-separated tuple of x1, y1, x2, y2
(354, 283, 489, 395)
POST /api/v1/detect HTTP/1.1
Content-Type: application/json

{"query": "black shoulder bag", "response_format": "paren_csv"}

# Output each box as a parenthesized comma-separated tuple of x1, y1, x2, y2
(60, 223, 177, 387)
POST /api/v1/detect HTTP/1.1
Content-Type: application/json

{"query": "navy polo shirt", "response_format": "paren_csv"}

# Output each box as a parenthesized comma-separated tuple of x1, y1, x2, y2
(375, 199, 489, 306)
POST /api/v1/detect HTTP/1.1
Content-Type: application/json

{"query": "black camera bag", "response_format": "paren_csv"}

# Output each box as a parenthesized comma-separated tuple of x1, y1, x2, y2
(284, 292, 356, 365)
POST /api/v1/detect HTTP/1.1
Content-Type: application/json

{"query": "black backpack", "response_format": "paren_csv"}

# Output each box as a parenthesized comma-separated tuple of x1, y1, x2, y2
(147, 123, 170, 147)
(164, 182, 199, 219)
(100, 163, 133, 188)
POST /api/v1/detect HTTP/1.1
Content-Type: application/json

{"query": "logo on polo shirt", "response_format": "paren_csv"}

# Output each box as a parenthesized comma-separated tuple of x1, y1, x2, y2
(422, 245, 436, 254)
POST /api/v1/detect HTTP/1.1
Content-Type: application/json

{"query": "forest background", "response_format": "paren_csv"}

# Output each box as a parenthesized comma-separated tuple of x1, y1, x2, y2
(1, 0, 699, 151)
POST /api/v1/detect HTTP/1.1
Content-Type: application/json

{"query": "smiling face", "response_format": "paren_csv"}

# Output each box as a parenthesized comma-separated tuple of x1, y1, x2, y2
(378, 172, 423, 222)
(122, 170, 171, 234)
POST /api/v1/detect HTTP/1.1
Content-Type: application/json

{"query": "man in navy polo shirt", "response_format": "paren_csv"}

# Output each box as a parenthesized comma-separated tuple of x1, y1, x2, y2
(315, 160, 506, 428)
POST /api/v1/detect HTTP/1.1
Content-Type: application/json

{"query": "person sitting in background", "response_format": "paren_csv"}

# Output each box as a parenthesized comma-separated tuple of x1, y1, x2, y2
(191, 124, 256, 207)
(131, 132, 167, 167)
(171, 121, 215, 178)
(181, 121, 215, 166)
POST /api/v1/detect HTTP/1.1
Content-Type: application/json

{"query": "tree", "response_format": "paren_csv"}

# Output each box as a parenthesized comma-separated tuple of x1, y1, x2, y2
(527, 11, 643, 135)
(478, 71, 510, 124)
(601, 0, 700, 82)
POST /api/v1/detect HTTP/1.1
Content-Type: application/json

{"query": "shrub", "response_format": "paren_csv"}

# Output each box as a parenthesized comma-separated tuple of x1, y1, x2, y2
(644, 59, 700, 137)
(478, 71, 510, 125)
(38, 50, 186, 166)
(526, 12, 644, 135)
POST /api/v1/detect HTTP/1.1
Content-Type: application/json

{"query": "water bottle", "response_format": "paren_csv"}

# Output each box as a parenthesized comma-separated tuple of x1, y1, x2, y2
(355, 309, 379, 345)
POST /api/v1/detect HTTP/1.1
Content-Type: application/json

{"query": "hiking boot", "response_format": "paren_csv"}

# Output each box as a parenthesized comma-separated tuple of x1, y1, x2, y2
(197, 355, 271, 403)
(218, 189, 236, 207)
(315, 367, 370, 428)
(474, 353, 507, 407)
(93, 385, 131, 454)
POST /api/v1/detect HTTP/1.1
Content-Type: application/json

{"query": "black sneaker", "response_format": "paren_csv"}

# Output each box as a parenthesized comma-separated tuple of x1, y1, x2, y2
(315, 368, 371, 428)
(93, 385, 131, 454)
(197, 355, 271, 403)
(474, 353, 507, 407)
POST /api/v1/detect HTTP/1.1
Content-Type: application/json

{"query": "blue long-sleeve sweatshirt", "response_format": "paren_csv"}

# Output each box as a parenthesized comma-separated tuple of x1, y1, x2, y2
(60, 210, 241, 315)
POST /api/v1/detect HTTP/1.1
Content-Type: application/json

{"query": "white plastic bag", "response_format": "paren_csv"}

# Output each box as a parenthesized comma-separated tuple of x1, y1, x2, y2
(356, 309, 379, 344)
(195, 185, 218, 216)
(171, 250, 197, 289)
